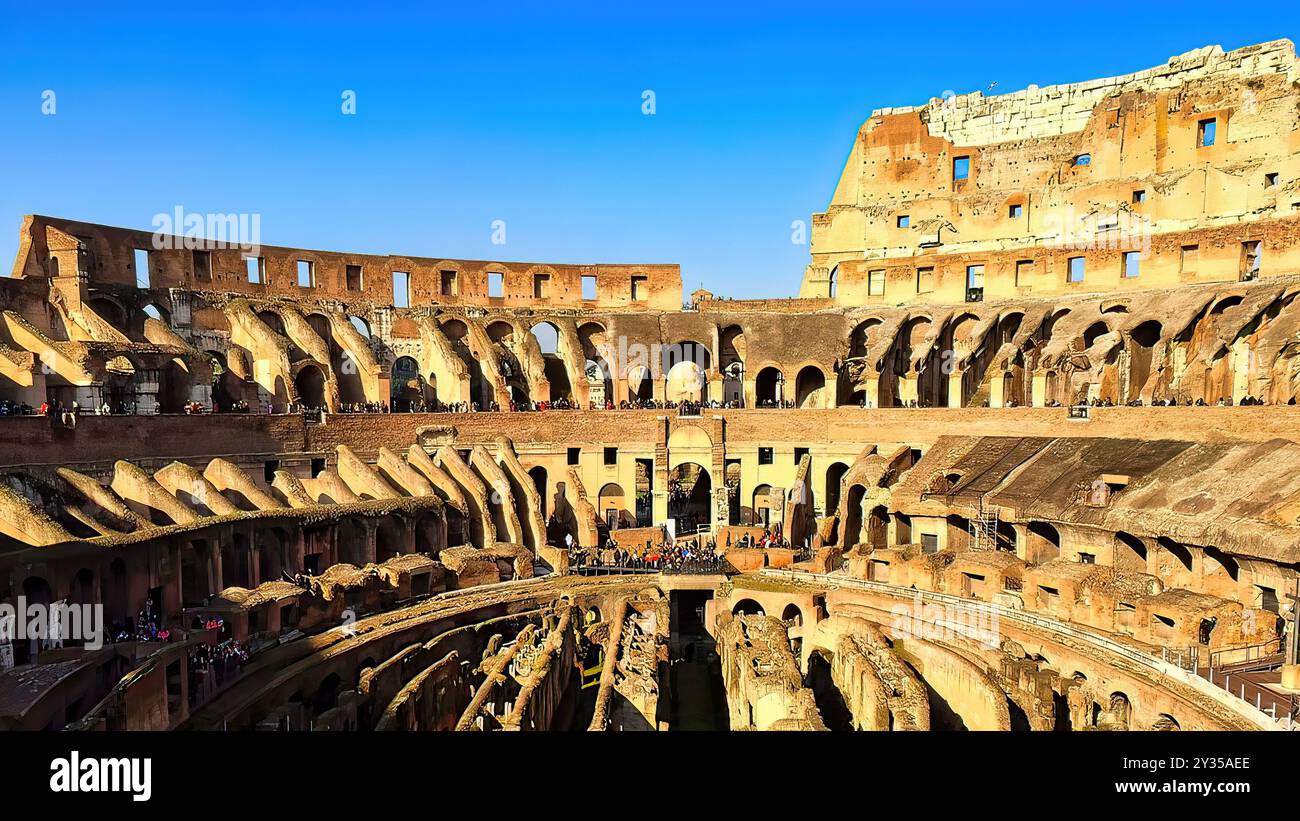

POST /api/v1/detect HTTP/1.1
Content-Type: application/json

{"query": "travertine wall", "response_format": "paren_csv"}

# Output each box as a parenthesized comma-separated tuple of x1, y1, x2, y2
(805, 40, 1300, 305)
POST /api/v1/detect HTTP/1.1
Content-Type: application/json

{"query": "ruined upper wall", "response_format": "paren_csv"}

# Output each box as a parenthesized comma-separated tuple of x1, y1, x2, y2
(9, 215, 683, 312)
(887, 41, 1299, 147)
(805, 40, 1300, 305)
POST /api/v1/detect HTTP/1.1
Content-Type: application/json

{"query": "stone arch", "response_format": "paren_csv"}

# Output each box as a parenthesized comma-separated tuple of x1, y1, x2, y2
(732, 598, 765, 616)
(578, 321, 612, 403)
(794, 364, 827, 408)
(88, 295, 128, 332)
(598, 482, 629, 530)
(159, 356, 193, 413)
(781, 602, 804, 627)
(390, 356, 423, 411)
(751, 484, 775, 527)
(755, 365, 783, 406)
(719, 324, 746, 404)
(868, 505, 889, 549)
(337, 518, 370, 567)
(665, 360, 705, 403)
(531, 321, 572, 402)
(1026, 521, 1061, 562)
(842, 484, 867, 548)
(1114, 531, 1148, 572)
(528, 466, 548, 520)
(1082, 320, 1110, 349)
(824, 462, 850, 517)
(376, 517, 405, 563)
(668, 462, 712, 535)
(294, 363, 327, 410)
(69, 567, 96, 607)
(626, 364, 653, 402)
(207, 350, 247, 412)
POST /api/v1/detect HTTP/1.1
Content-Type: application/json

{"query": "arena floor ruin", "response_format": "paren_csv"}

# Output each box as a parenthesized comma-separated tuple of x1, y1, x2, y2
(3, 39, 1300, 732)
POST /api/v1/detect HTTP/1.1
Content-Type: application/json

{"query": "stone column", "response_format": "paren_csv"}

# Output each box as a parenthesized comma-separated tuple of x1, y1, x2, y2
(1031, 371, 1048, 408)
(946, 369, 965, 408)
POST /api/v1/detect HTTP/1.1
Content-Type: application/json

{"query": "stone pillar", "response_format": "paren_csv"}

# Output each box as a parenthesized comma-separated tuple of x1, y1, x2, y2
(989, 371, 1006, 408)
(1031, 371, 1048, 408)
(250, 545, 263, 587)
(862, 373, 880, 408)
(898, 372, 918, 406)
(946, 369, 965, 408)
(652, 432, 669, 525)
(707, 375, 724, 404)
(1012, 523, 1030, 562)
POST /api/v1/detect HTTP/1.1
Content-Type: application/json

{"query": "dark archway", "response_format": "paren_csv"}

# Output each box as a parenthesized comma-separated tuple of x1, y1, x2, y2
(295, 364, 326, 410)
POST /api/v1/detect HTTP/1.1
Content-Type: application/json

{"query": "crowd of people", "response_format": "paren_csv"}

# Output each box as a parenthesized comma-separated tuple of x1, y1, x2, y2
(11, 390, 1294, 421)
(187, 638, 250, 706)
(723, 528, 790, 550)
(110, 600, 172, 644)
(568, 533, 723, 574)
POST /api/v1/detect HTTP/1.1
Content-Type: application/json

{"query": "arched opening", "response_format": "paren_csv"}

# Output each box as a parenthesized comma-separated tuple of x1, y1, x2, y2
(376, 518, 403, 563)
(578, 322, 612, 405)
(781, 603, 803, 627)
(1128, 320, 1163, 400)
(337, 518, 369, 567)
(69, 568, 95, 607)
(794, 365, 827, 408)
(668, 462, 712, 535)
(105, 558, 129, 627)
(1201, 547, 1239, 597)
(751, 484, 775, 528)
(1153, 714, 1181, 731)
(532, 322, 573, 403)
(528, 466, 548, 520)
(305, 313, 331, 344)
(725, 461, 742, 525)
(1155, 536, 1194, 582)
(222, 533, 251, 589)
(720, 325, 746, 405)
(665, 361, 705, 403)
(732, 598, 765, 616)
(257, 310, 287, 338)
(598, 482, 628, 531)
(1104, 692, 1132, 729)
(1114, 532, 1148, 572)
(842, 485, 867, 548)
(313, 672, 343, 716)
(261, 528, 292, 577)
(755, 366, 783, 407)
(207, 351, 246, 412)
(1026, 521, 1061, 562)
(180, 542, 211, 608)
(662, 340, 712, 374)
(88, 296, 128, 333)
(889, 316, 934, 407)
(868, 505, 888, 549)
(390, 356, 423, 412)
(294, 363, 327, 410)
(626, 365, 653, 403)
(18, 576, 52, 663)
(158, 357, 192, 413)
(1082, 321, 1110, 349)
(824, 462, 849, 517)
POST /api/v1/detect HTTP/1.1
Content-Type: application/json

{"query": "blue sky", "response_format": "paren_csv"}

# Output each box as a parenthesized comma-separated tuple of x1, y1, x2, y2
(0, 2, 1295, 297)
